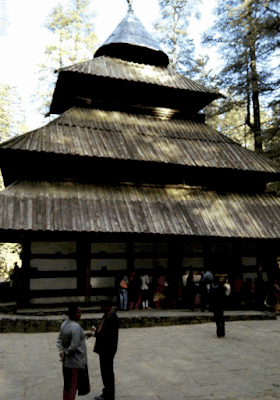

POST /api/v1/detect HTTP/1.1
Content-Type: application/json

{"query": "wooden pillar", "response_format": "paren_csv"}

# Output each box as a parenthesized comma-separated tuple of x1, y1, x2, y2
(19, 237, 31, 308)
(169, 238, 183, 308)
(256, 240, 263, 280)
(127, 240, 134, 273)
(77, 239, 91, 306)
(85, 245, 91, 306)
(203, 239, 213, 274)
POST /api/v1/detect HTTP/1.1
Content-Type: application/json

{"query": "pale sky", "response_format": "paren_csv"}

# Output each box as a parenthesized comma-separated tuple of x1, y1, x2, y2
(0, 0, 217, 130)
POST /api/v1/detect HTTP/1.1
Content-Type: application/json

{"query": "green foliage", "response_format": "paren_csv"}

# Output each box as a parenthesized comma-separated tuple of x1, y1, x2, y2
(190, 54, 219, 88)
(45, 0, 98, 67)
(261, 103, 280, 163)
(33, 0, 98, 118)
(203, 0, 280, 151)
(206, 95, 273, 150)
(0, 84, 28, 194)
(0, 243, 22, 279)
(0, 84, 28, 143)
(206, 100, 253, 150)
(153, 0, 201, 77)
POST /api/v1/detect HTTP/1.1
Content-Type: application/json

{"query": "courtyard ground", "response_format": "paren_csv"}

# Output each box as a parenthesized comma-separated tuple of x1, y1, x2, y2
(1, 317, 280, 400)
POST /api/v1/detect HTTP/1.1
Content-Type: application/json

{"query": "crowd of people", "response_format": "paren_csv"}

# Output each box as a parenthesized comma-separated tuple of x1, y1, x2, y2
(115, 269, 177, 311)
(115, 269, 280, 313)
(185, 271, 280, 313)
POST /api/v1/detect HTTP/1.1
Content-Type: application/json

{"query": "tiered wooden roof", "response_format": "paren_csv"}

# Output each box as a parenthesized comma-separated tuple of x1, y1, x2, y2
(1, 106, 279, 176)
(49, 11, 221, 115)
(50, 56, 221, 115)
(0, 8, 280, 241)
(56, 56, 218, 93)
(0, 180, 280, 239)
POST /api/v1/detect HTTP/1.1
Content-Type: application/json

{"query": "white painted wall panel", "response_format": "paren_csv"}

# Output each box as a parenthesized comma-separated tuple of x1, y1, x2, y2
(31, 242, 77, 254)
(182, 257, 204, 269)
(90, 295, 117, 303)
(243, 272, 258, 281)
(134, 258, 168, 269)
(91, 259, 127, 271)
(91, 243, 126, 254)
(90, 277, 115, 288)
(30, 259, 77, 271)
(242, 257, 257, 266)
(134, 243, 169, 254)
(30, 296, 84, 305)
(30, 277, 77, 290)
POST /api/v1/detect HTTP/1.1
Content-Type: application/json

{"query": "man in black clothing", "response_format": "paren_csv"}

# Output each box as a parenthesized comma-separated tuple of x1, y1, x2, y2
(211, 278, 226, 338)
(94, 300, 119, 400)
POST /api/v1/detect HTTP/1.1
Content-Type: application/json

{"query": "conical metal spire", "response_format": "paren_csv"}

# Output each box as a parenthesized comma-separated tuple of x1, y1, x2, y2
(94, 8, 169, 67)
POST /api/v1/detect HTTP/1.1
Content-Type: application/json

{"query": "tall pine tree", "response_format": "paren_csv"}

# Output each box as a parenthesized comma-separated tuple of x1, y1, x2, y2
(203, 0, 280, 151)
(153, 0, 201, 77)
(33, 0, 98, 119)
(0, 88, 26, 277)
(0, 84, 28, 143)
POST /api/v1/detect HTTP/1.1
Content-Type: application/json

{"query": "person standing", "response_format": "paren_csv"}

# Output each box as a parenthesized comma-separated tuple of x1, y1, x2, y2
(199, 274, 206, 311)
(186, 270, 195, 311)
(128, 271, 141, 310)
(117, 275, 129, 310)
(93, 300, 119, 400)
(272, 279, 280, 312)
(57, 304, 93, 400)
(140, 274, 150, 309)
(232, 276, 243, 309)
(224, 278, 231, 309)
(211, 278, 226, 338)
(153, 270, 166, 309)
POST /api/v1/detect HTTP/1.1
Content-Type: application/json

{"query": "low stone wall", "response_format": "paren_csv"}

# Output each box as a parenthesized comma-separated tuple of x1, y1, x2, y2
(0, 311, 276, 333)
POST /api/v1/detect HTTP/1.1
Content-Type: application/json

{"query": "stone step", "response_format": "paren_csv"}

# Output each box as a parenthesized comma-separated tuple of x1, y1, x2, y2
(0, 310, 276, 333)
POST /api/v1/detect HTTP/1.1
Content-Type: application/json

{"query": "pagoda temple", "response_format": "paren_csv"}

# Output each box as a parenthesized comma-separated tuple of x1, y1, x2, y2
(1, 8, 280, 307)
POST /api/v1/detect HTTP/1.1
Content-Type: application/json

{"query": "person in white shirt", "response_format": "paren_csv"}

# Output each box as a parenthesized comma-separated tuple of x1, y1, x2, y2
(224, 278, 231, 309)
(141, 274, 150, 309)
(224, 279, 231, 296)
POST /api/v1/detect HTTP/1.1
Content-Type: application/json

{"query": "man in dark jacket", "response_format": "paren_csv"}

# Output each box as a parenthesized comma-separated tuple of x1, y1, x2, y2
(211, 278, 226, 338)
(94, 300, 119, 400)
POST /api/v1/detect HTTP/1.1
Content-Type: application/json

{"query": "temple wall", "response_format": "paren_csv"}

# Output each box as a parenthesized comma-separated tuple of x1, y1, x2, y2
(31, 242, 77, 254)
(30, 277, 77, 291)
(30, 259, 77, 271)
(28, 242, 78, 305)
(20, 238, 279, 307)
(90, 259, 127, 271)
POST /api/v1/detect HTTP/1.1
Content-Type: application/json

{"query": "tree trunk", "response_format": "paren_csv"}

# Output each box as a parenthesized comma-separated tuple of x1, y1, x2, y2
(247, 2, 262, 151)
(250, 43, 262, 150)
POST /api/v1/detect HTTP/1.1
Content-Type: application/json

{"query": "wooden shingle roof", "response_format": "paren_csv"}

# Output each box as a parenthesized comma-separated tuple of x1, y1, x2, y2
(50, 57, 222, 115)
(2, 107, 279, 176)
(50, 8, 223, 115)
(0, 180, 280, 239)
(56, 56, 220, 95)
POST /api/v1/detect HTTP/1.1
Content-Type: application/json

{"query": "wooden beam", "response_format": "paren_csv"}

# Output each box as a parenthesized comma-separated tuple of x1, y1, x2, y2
(19, 238, 31, 308)
(77, 240, 91, 305)
(127, 240, 134, 272)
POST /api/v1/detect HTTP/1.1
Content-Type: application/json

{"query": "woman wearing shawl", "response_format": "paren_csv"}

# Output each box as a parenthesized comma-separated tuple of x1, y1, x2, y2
(57, 304, 93, 400)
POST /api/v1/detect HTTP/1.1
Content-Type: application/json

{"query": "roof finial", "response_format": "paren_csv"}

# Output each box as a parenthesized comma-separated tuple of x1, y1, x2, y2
(127, 0, 133, 12)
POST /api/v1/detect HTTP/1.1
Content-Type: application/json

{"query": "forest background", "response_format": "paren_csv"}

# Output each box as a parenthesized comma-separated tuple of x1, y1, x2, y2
(0, 0, 279, 277)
